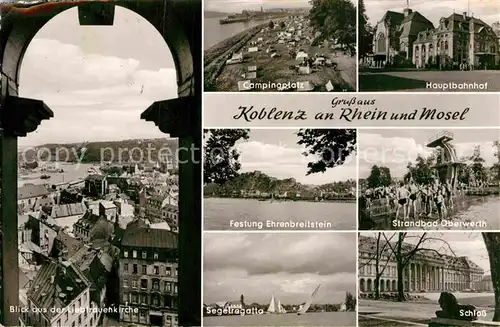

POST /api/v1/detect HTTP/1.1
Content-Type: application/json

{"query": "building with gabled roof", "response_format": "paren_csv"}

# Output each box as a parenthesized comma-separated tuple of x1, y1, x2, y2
(73, 211, 114, 244)
(24, 259, 92, 327)
(372, 7, 434, 64)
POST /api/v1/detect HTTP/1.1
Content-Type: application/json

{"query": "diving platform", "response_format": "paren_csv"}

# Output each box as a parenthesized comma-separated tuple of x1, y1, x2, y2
(427, 131, 454, 148)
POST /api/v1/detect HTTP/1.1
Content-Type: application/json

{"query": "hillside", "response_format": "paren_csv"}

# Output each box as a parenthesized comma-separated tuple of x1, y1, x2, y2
(204, 11, 231, 18)
(204, 171, 355, 198)
(19, 138, 178, 163)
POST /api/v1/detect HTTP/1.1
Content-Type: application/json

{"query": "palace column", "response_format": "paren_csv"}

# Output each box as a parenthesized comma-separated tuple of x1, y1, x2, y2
(408, 264, 412, 291)
(441, 267, 445, 290)
(436, 267, 439, 290)
(0, 79, 53, 325)
(420, 264, 424, 291)
(141, 95, 201, 326)
(426, 265, 432, 291)
(413, 264, 417, 291)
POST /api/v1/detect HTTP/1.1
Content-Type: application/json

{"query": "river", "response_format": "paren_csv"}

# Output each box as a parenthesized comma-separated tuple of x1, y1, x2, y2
(18, 163, 96, 187)
(363, 196, 500, 230)
(204, 198, 356, 230)
(204, 17, 270, 50)
(203, 311, 355, 326)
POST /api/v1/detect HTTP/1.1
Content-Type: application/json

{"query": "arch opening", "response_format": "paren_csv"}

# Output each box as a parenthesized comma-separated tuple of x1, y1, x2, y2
(10, 5, 187, 327)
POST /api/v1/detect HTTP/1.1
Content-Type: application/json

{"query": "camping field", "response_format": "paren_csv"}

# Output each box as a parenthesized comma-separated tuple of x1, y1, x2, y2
(204, 17, 356, 92)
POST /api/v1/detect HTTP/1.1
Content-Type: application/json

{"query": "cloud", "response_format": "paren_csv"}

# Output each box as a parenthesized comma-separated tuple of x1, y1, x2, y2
(365, 0, 499, 25)
(236, 140, 357, 184)
(203, 233, 356, 304)
(17, 6, 179, 146)
(358, 132, 497, 178)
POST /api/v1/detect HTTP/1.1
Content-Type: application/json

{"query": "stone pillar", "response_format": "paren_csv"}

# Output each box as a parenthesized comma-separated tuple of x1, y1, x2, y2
(427, 266, 430, 290)
(0, 86, 53, 325)
(408, 264, 412, 291)
(419, 264, 423, 291)
(141, 96, 201, 327)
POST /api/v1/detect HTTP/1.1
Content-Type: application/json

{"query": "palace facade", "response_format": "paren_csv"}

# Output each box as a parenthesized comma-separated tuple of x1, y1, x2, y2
(359, 236, 484, 293)
(371, 7, 499, 68)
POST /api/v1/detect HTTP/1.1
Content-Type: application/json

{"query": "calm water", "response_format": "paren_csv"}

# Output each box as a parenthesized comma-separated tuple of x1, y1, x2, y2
(204, 17, 270, 50)
(204, 312, 356, 327)
(453, 196, 500, 229)
(204, 198, 356, 230)
(364, 196, 500, 230)
(18, 163, 95, 186)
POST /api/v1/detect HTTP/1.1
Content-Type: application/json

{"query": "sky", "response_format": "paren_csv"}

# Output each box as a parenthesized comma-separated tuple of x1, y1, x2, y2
(205, 0, 311, 13)
(228, 129, 357, 185)
(365, 0, 500, 26)
(361, 232, 491, 274)
(203, 233, 356, 304)
(358, 129, 500, 179)
(18, 7, 178, 147)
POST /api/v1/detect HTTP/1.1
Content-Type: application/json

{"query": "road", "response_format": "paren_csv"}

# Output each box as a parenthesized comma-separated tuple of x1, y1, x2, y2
(359, 70, 500, 92)
(334, 53, 356, 90)
(359, 292, 496, 323)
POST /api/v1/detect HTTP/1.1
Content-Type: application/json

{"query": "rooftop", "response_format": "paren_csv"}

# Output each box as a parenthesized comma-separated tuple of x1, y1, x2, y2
(27, 260, 90, 319)
(51, 203, 86, 219)
(18, 184, 49, 200)
(121, 223, 178, 249)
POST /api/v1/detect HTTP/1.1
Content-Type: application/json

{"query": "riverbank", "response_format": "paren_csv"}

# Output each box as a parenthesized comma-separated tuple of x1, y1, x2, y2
(360, 195, 500, 230)
(204, 24, 267, 90)
(204, 17, 356, 92)
(204, 196, 356, 203)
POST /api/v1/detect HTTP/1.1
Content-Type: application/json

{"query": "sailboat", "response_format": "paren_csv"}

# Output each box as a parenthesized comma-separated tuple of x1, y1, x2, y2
(267, 294, 287, 314)
(297, 284, 321, 315)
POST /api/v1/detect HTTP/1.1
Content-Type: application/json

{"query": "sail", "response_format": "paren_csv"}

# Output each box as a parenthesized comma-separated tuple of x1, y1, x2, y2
(277, 300, 286, 313)
(267, 294, 277, 313)
(297, 284, 321, 315)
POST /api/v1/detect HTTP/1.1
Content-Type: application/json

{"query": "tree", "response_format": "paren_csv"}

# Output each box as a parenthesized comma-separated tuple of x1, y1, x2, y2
(383, 232, 457, 302)
(204, 129, 355, 185)
(279, 21, 286, 29)
(203, 129, 250, 184)
(366, 165, 392, 188)
(359, 233, 396, 299)
(405, 155, 435, 185)
(470, 146, 488, 183)
(309, 0, 356, 48)
(358, 0, 374, 59)
(268, 20, 275, 29)
(482, 233, 500, 321)
(345, 291, 356, 311)
(297, 129, 357, 175)
(492, 141, 500, 181)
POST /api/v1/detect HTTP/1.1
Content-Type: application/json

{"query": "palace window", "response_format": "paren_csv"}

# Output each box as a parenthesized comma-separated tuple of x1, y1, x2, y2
(133, 250, 137, 258)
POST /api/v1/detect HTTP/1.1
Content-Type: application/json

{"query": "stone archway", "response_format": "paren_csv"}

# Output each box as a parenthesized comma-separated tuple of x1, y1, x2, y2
(360, 278, 366, 292)
(0, 1, 201, 326)
(367, 279, 373, 292)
